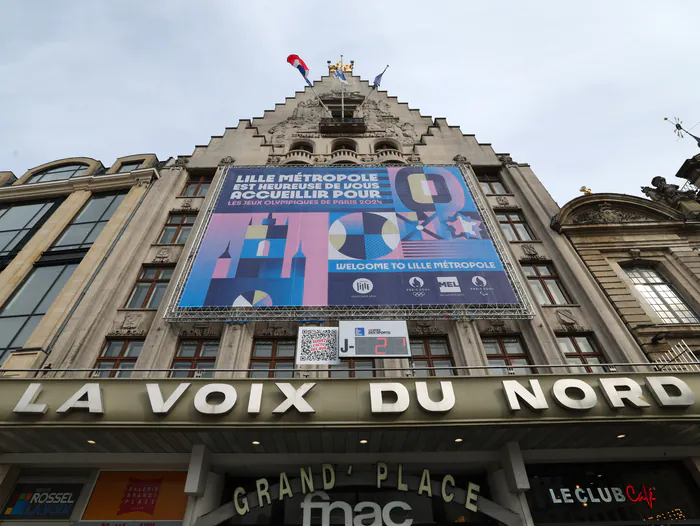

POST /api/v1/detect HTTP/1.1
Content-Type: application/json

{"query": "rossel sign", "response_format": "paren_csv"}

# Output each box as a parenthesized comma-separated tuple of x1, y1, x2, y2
(2, 483, 83, 519)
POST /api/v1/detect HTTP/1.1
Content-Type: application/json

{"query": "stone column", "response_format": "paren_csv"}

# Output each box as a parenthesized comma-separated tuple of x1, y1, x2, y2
(216, 322, 253, 379)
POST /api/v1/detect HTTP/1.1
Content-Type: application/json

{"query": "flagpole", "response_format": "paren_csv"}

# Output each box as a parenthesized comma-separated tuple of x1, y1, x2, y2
(357, 65, 388, 114)
(309, 84, 333, 119)
(340, 55, 345, 120)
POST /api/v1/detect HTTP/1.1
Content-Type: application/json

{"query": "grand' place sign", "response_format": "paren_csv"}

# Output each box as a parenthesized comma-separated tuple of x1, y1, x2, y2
(9, 375, 695, 418)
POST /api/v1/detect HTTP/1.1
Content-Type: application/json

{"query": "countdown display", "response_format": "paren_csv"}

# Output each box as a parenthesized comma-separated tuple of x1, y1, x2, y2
(339, 321, 411, 358)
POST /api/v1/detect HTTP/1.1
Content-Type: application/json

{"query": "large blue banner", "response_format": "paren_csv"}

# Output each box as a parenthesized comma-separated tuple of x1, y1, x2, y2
(179, 166, 518, 308)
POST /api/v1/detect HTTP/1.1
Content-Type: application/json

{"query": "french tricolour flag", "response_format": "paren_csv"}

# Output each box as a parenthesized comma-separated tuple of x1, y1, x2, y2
(287, 54, 312, 86)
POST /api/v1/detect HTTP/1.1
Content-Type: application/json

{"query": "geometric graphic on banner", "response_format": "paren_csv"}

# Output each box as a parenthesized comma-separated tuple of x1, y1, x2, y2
(329, 212, 400, 260)
(296, 327, 340, 365)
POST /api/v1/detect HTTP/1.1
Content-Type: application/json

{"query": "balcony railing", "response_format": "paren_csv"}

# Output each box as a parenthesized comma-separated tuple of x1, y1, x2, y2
(319, 117, 366, 134)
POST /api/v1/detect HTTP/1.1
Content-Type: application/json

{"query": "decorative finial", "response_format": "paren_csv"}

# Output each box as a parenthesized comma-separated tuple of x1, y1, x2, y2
(665, 117, 700, 148)
(579, 186, 592, 195)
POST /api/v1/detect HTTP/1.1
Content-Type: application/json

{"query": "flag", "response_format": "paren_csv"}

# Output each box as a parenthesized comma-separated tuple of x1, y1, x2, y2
(334, 67, 348, 84)
(287, 54, 312, 86)
(373, 66, 388, 88)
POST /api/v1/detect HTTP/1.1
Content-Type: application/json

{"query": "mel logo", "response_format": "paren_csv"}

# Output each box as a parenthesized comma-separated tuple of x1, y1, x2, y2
(352, 278, 374, 294)
(437, 277, 461, 293)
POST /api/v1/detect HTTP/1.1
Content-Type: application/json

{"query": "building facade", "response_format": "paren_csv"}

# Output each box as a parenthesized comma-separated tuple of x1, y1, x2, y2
(0, 67, 698, 526)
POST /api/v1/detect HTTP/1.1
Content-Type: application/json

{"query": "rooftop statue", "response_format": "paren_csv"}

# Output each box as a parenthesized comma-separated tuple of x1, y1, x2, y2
(641, 176, 700, 217)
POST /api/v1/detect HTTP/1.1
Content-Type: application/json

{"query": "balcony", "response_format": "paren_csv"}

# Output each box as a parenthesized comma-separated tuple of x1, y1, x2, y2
(319, 117, 366, 134)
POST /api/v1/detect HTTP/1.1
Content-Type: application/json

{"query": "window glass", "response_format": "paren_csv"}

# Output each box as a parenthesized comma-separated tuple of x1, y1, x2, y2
(249, 339, 295, 379)
(116, 161, 142, 173)
(625, 266, 699, 324)
(410, 337, 455, 377)
(51, 193, 126, 251)
(27, 164, 89, 184)
(126, 267, 172, 309)
(0, 201, 57, 259)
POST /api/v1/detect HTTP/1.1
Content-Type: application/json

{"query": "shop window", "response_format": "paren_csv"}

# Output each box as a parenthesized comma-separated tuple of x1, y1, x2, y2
(556, 334, 608, 373)
(158, 214, 196, 244)
(0, 263, 77, 364)
(625, 266, 699, 324)
(330, 359, 376, 378)
(249, 339, 295, 378)
(26, 163, 89, 184)
(0, 200, 61, 266)
(125, 267, 173, 309)
(481, 336, 534, 375)
(522, 263, 571, 305)
(93, 339, 143, 378)
(50, 192, 126, 252)
(116, 161, 142, 173)
(170, 340, 219, 378)
(410, 336, 456, 376)
(496, 211, 534, 241)
(181, 175, 212, 197)
(477, 175, 508, 195)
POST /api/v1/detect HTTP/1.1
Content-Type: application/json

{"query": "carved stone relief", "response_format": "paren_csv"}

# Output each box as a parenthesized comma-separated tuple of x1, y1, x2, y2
(174, 157, 189, 167)
(498, 154, 516, 166)
(409, 322, 444, 335)
(483, 319, 513, 333)
(107, 312, 152, 337)
(180, 198, 193, 210)
(453, 155, 468, 164)
(554, 308, 585, 333)
(496, 196, 511, 207)
(122, 313, 141, 330)
(219, 156, 235, 165)
(520, 244, 546, 261)
(629, 248, 642, 260)
(180, 326, 221, 338)
(571, 203, 651, 224)
(153, 247, 171, 263)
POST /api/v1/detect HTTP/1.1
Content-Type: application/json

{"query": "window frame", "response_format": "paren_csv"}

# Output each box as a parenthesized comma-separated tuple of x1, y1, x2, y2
(248, 339, 296, 379)
(0, 199, 63, 267)
(522, 263, 572, 306)
(181, 175, 213, 197)
(495, 210, 534, 242)
(556, 334, 608, 373)
(125, 266, 173, 309)
(170, 339, 220, 378)
(410, 336, 456, 377)
(115, 161, 143, 173)
(481, 335, 534, 375)
(158, 214, 197, 245)
(477, 175, 508, 195)
(26, 164, 89, 184)
(330, 358, 376, 378)
(624, 265, 699, 324)
(93, 339, 143, 378)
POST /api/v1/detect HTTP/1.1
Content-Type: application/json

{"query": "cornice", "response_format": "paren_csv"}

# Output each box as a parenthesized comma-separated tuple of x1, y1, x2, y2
(0, 169, 158, 203)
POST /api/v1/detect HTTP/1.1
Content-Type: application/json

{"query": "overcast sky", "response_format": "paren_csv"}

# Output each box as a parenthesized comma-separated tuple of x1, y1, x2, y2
(1, 1, 698, 204)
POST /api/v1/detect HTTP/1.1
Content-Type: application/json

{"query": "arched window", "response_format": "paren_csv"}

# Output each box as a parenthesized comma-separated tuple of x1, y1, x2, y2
(27, 163, 89, 184)
(375, 140, 400, 152)
(257, 240, 270, 257)
(625, 265, 699, 324)
(289, 141, 314, 154)
(331, 139, 357, 153)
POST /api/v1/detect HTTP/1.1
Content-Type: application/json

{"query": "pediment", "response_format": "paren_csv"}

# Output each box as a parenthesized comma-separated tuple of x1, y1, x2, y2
(553, 194, 685, 230)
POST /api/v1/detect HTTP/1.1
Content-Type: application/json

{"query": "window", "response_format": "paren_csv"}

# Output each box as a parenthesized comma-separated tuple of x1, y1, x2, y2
(249, 339, 295, 378)
(93, 339, 143, 378)
(478, 175, 508, 195)
(496, 211, 534, 241)
(181, 176, 212, 197)
(330, 359, 376, 378)
(51, 192, 126, 251)
(482, 336, 533, 375)
(170, 340, 219, 378)
(410, 337, 456, 376)
(522, 264, 570, 305)
(158, 214, 196, 244)
(556, 335, 608, 373)
(0, 263, 77, 364)
(625, 266, 699, 324)
(289, 142, 314, 153)
(125, 267, 173, 309)
(27, 164, 89, 184)
(0, 201, 60, 261)
(116, 161, 142, 173)
(375, 141, 400, 152)
(331, 139, 357, 153)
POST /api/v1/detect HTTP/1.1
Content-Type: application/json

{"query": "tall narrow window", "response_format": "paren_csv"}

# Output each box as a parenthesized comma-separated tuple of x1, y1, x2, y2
(477, 175, 508, 195)
(330, 359, 376, 378)
(26, 164, 89, 184)
(557, 335, 608, 373)
(625, 266, 699, 324)
(170, 340, 219, 378)
(522, 264, 571, 305)
(158, 214, 196, 244)
(0, 263, 77, 364)
(0, 200, 60, 264)
(125, 267, 173, 309)
(482, 336, 534, 375)
(93, 339, 143, 378)
(51, 192, 126, 251)
(248, 339, 295, 378)
(410, 337, 456, 377)
(181, 176, 212, 197)
(496, 211, 534, 241)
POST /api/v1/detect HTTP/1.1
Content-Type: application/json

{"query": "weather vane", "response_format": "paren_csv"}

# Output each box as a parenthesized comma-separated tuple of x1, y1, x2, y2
(665, 117, 700, 148)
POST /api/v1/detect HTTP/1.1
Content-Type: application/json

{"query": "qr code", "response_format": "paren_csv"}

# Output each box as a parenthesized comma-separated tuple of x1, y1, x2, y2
(296, 327, 340, 365)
